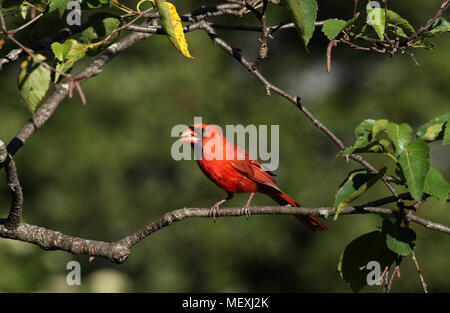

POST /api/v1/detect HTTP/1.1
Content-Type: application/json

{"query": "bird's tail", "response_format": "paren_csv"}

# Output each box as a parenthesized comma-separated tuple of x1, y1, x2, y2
(268, 191, 328, 231)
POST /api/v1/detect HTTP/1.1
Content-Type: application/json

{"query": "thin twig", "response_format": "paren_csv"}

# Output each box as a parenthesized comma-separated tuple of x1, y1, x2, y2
(386, 263, 400, 293)
(411, 251, 428, 293)
(7, 12, 44, 34)
(252, 0, 269, 69)
(326, 40, 338, 73)
(413, 0, 450, 38)
(199, 22, 400, 199)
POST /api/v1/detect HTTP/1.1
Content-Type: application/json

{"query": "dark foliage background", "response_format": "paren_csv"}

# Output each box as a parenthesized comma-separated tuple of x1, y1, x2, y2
(0, 0, 448, 292)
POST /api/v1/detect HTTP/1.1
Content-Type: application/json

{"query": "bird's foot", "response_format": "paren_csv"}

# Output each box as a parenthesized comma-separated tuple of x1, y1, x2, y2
(240, 203, 251, 220)
(209, 203, 221, 222)
(240, 192, 255, 220)
(208, 194, 233, 223)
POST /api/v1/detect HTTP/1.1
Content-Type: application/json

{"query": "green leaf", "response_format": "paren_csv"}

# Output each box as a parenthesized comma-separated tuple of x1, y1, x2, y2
(345, 14, 360, 29)
(51, 39, 88, 82)
(428, 17, 450, 35)
(366, 6, 385, 40)
(419, 124, 446, 141)
(356, 140, 393, 154)
(322, 19, 347, 40)
(18, 54, 51, 113)
(343, 119, 394, 155)
(444, 124, 450, 145)
(343, 119, 375, 154)
(49, 0, 70, 12)
(372, 119, 388, 139)
(397, 140, 430, 201)
(343, 137, 369, 155)
(424, 166, 450, 204)
(57, 3, 67, 19)
(81, 0, 110, 9)
(281, 0, 318, 49)
(19, 4, 29, 19)
(382, 219, 416, 256)
(411, 38, 435, 50)
(386, 122, 412, 156)
(355, 119, 376, 137)
(386, 10, 416, 36)
(416, 113, 450, 142)
(80, 13, 122, 44)
(366, 6, 415, 40)
(333, 168, 386, 220)
(338, 231, 396, 293)
(393, 26, 408, 38)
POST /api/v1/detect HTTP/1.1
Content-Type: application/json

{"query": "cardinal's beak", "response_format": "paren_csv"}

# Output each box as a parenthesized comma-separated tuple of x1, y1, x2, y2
(180, 128, 199, 143)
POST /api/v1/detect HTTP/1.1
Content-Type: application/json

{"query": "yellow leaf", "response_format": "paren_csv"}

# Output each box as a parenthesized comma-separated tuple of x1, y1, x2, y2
(156, 1, 193, 58)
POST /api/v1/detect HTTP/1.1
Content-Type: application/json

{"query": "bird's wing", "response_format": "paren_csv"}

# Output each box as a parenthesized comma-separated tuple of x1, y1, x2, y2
(251, 159, 277, 177)
(229, 159, 280, 192)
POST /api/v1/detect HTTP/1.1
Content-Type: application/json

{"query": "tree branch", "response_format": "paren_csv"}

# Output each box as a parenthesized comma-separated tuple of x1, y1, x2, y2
(2, 158, 23, 229)
(2, 21, 155, 162)
(0, 48, 22, 71)
(0, 222, 131, 263)
(0, 141, 23, 229)
(0, 2, 447, 272)
(1, 205, 448, 264)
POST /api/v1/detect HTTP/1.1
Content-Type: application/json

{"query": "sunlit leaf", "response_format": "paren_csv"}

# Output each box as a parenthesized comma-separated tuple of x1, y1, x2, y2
(51, 39, 88, 82)
(155, 0, 193, 58)
(82, 0, 110, 9)
(427, 17, 450, 35)
(424, 166, 450, 204)
(386, 122, 412, 156)
(49, 0, 70, 12)
(386, 10, 416, 36)
(444, 124, 450, 145)
(372, 119, 388, 139)
(416, 113, 450, 142)
(343, 119, 394, 155)
(366, 6, 415, 40)
(322, 19, 347, 40)
(366, 5, 385, 40)
(333, 168, 386, 220)
(19, 4, 29, 19)
(18, 54, 51, 113)
(397, 140, 430, 201)
(281, 0, 318, 49)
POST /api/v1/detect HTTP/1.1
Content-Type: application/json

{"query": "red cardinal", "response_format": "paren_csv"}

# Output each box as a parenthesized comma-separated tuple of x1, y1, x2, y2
(180, 123, 328, 231)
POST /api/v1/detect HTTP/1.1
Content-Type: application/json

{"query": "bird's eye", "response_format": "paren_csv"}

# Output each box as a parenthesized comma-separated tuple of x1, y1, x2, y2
(202, 128, 211, 137)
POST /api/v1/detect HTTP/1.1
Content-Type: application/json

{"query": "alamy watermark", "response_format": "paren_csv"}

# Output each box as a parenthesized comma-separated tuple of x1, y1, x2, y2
(366, 260, 382, 286)
(171, 117, 280, 171)
(367, 1, 382, 26)
(66, 1, 81, 26)
(66, 261, 81, 286)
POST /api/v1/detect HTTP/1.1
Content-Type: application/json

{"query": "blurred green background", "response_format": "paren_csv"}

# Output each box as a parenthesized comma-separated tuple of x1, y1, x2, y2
(0, 0, 448, 292)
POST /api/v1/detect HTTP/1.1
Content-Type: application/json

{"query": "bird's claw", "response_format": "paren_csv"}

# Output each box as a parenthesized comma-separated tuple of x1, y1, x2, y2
(241, 204, 251, 220)
(209, 204, 220, 222)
